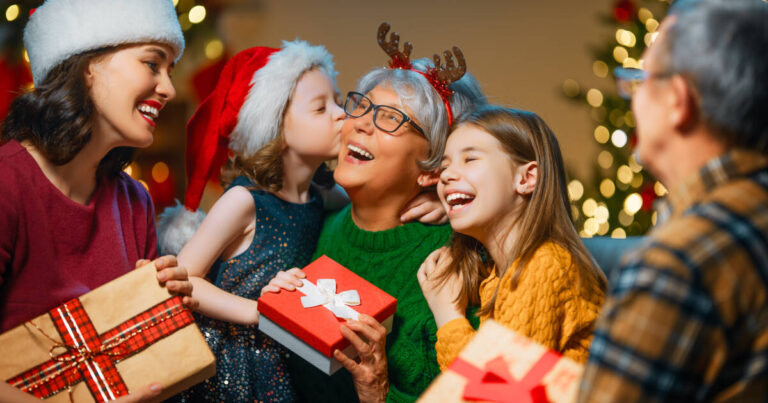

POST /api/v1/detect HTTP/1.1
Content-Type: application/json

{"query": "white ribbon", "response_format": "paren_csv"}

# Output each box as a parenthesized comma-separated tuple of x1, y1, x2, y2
(298, 279, 360, 320)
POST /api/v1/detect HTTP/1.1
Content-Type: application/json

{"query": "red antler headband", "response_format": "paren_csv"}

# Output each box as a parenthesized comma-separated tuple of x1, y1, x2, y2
(377, 22, 467, 125)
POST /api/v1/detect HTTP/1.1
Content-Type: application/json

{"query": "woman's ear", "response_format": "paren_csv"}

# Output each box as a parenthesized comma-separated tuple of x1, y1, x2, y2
(83, 60, 103, 88)
(417, 168, 440, 188)
(514, 161, 537, 195)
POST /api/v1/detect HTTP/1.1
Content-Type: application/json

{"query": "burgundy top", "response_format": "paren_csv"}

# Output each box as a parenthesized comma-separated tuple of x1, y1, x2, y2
(0, 140, 158, 332)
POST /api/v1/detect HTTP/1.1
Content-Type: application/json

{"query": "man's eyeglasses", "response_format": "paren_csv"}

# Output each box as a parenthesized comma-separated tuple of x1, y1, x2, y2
(614, 67, 674, 100)
(343, 91, 425, 136)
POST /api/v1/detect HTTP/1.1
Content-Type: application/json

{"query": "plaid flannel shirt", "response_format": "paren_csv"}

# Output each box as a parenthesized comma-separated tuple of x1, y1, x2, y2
(579, 150, 768, 402)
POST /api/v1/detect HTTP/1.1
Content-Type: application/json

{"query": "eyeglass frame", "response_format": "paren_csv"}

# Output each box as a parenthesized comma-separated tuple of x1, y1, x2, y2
(343, 91, 426, 136)
(614, 67, 675, 100)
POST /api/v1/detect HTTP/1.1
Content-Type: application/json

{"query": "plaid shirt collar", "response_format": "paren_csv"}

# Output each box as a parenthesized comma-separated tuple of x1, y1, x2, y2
(659, 149, 768, 220)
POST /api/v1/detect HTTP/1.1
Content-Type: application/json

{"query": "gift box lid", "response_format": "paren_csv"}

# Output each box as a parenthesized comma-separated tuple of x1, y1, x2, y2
(257, 255, 397, 357)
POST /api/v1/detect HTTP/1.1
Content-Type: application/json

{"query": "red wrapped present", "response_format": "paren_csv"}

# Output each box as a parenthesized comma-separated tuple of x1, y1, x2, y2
(419, 320, 583, 403)
(257, 255, 397, 374)
(0, 262, 216, 402)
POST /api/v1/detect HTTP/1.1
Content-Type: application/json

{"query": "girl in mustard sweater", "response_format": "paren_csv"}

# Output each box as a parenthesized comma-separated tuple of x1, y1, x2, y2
(418, 105, 607, 368)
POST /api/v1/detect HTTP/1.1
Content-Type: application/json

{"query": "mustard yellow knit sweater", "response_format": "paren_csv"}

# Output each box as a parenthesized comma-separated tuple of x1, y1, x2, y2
(435, 242, 604, 369)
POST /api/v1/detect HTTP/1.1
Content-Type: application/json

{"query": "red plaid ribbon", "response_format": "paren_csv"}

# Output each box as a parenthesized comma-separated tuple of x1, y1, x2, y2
(450, 353, 560, 403)
(6, 296, 193, 401)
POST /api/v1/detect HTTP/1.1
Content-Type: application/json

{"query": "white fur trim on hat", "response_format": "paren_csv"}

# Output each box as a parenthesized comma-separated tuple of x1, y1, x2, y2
(157, 201, 206, 256)
(24, 0, 185, 86)
(230, 40, 337, 158)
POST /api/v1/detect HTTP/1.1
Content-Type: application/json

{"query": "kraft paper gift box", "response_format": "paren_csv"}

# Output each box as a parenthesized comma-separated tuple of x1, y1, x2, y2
(0, 262, 216, 402)
(257, 255, 397, 375)
(419, 320, 584, 403)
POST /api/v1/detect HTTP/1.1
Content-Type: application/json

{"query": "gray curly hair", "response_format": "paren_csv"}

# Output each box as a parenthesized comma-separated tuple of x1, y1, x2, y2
(356, 58, 487, 170)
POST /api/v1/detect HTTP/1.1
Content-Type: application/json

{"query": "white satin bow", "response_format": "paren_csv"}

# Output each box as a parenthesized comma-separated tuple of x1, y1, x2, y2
(298, 278, 360, 320)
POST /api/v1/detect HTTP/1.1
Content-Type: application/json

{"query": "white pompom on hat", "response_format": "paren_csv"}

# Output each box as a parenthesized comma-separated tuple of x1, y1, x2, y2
(24, 0, 185, 86)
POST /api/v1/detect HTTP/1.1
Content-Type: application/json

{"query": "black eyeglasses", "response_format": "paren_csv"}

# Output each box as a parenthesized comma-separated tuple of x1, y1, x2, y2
(343, 91, 425, 136)
(614, 67, 674, 100)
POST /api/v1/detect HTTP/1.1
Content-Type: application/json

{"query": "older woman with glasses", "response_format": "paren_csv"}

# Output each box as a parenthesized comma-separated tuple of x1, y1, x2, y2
(264, 24, 486, 402)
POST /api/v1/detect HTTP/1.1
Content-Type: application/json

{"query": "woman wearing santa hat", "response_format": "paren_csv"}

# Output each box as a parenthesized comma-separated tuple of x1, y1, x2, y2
(0, 0, 193, 401)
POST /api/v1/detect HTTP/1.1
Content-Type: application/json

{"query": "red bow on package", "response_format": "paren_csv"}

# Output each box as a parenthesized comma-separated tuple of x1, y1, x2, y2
(6, 297, 193, 401)
(450, 352, 561, 403)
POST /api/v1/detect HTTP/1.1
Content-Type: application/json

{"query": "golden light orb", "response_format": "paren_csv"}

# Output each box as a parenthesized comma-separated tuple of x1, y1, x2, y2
(600, 179, 616, 198)
(189, 5, 206, 24)
(624, 193, 643, 215)
(151, 162, 170, 183)
(568, 180, 584, 201)
(598, 151, 614, 169)
(587, 88, 604, 107)
(5, 4, 19, 21)
(613, 46, 629, 63)
(583, 198, 598, 217)
(594, 126, 610, 144)
(592, 61, 609, 78)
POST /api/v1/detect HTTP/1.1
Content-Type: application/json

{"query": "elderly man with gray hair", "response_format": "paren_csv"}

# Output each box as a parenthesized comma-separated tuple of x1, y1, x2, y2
(579, 0, 768, 401)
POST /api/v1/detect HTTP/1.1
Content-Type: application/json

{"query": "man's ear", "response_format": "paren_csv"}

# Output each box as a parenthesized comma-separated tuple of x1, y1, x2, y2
(417, 169, 440, 188)
(515, 161, 537, 196)
(669, 75, 698, 134)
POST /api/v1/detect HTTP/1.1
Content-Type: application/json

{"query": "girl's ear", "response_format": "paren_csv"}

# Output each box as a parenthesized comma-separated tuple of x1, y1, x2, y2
(417, 168, 440, 188)
(514, 161, 537, 196)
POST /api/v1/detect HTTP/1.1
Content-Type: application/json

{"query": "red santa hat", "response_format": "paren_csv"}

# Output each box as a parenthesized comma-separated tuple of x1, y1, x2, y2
(157, 40, 336, 255)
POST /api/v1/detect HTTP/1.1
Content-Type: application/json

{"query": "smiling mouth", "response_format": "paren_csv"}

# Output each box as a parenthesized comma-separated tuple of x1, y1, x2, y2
(347, 144, 374, 161)
(445, 192, 475, 212)
(138, 103, 160, 126)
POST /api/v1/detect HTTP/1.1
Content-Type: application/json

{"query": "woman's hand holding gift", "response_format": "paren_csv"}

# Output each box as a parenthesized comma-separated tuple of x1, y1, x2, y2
(334, 314, 389, 403)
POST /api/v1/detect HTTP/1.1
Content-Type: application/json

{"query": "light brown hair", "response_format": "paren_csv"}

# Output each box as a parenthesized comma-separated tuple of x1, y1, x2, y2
(437, 105, 607, 316)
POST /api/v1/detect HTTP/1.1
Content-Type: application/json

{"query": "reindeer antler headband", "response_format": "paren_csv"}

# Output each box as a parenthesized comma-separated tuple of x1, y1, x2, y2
(377, 22, 467, 125)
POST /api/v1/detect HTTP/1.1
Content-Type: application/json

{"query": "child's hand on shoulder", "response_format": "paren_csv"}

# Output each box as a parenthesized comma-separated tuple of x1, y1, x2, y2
(400, 191, 447, 225)
(261, 268, 306, 295)
(417, 247, 465, 328)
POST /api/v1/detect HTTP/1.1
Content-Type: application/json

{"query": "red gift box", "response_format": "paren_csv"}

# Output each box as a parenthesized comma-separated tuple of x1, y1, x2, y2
(257, 255, 397, 374)
(418, 320, 583, 403)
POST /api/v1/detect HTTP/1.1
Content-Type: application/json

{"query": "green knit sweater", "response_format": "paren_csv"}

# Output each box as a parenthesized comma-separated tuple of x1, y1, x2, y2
(289, 205, 452, 403)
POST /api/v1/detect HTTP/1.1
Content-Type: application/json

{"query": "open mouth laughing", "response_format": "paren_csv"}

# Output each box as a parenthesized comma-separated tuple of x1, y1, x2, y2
(346, 143, 375, 162)
(445, 191, 475, 213)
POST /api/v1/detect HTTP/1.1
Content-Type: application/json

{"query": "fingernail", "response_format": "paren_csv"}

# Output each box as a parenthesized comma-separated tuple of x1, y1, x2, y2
(400, 215, 406, 221)
(150, 384, 162, 393)
(296, 280, 303, 286)
(157, 272, 166, 281)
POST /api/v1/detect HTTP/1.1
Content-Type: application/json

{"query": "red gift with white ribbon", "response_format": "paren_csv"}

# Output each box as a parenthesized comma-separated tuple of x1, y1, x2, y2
(257, 255, 397, 375)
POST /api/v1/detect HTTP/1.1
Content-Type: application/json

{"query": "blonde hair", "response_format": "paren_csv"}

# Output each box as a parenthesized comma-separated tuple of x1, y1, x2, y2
(438, 105, 607, 316)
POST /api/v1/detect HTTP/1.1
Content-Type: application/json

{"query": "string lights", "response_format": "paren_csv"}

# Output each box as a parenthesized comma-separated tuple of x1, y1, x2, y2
(562, 0, 670, 238)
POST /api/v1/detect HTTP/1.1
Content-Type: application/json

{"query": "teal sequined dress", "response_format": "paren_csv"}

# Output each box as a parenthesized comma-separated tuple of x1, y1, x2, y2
(177, 176, 325, 402)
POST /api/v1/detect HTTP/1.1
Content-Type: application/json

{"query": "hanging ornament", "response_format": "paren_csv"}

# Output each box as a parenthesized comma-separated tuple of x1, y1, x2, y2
(613, 0, 635, 23)
(640, 184, 656, 212)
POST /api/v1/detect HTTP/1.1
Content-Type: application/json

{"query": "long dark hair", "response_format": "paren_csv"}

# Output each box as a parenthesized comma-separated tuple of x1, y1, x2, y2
(1, 46, 134, 178)
(436, 105, 608, 316)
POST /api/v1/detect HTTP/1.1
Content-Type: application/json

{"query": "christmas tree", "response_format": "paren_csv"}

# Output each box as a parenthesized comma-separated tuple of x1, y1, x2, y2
(563, 0, 671, 238)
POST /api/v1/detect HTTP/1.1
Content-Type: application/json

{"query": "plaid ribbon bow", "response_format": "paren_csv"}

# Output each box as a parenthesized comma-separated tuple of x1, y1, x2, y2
(6, 296, 194, 401)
